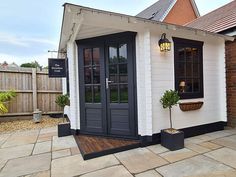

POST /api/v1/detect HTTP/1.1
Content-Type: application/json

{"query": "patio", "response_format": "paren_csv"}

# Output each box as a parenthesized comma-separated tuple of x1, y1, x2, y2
(0, 127, 236, 177)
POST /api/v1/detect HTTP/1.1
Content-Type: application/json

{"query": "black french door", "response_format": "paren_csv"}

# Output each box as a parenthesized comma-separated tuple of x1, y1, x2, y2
(78, 32, 137, 138)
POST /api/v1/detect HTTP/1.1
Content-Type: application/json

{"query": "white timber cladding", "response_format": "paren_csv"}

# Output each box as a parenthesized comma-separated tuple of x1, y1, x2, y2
(66, 42, 80, 130)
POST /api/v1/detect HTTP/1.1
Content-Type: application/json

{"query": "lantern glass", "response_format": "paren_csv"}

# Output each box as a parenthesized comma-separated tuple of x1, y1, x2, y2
(159, 33, 171, 52)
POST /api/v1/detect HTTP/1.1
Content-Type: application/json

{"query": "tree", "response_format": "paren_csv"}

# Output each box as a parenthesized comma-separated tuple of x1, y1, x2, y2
(20, 61, 41, 68)
(160, 90, 180, 130)
(0, 91, 16, 114)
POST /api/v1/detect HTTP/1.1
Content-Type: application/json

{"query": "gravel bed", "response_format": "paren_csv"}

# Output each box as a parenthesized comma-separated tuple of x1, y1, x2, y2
(0, 116, 64, 133)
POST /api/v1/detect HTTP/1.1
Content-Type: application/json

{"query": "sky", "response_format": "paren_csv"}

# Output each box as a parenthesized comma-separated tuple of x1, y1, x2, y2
(0, 0, 233, 67)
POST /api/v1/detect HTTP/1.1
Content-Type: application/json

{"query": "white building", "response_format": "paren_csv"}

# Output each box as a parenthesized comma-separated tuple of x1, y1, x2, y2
(59, 3, 233, 145)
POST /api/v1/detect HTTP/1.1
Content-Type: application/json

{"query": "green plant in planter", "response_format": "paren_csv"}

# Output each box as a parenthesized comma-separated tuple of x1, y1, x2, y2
(160, 90, 180, 130)
(0, 90, 16, 114)
(55, 94, 70, 121)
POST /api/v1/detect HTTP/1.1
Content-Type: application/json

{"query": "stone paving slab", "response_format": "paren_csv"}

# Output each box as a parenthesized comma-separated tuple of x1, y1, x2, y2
(147, 144, 169, 154)
(185, 143, 210, 154)
(0, 153, 51, 177)
(199, 141, 222, 150)
(156, 155, 234, 177)
(51, 154, 119, 177)
(52, 149, 71, 159)
(0, 133, 11, 147)
(211, 135, 236, 150)
(1, 130, 39, 148)
(206, 131, 232, 139)
(159, 148, 198, 163)
(24, 170, 50, 177)
(205, 147, 236, 168)
(33, 141, 51, 155)
(135, 170, 162, 177)
(40, 127, 57, 135)
(70, 146, 80, 155)
(115, 148, 168, 174)
(52, 136, 77, 151)
(80, 165, 133, 177)
(0, 144, 34, 164)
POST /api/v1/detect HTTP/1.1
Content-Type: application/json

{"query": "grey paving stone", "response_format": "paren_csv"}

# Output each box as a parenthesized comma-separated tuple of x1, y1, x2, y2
(1, 130, 39, 148)
(52, 149, 71, 159)
(80, 165, 133, 177)
(185, 143, 210, 154)
(0, 153, 51, 177)
(52, 136, 77, 151)
(159, 148, 198, 163)
(0, 144, 34, 164)
(156, 155, 233, 177)
(33, 141, 51, 155)
(135, 170, 162, 177)
(40, 127, 57, 135)
(199, 141, 222, 150)
(51, 154, 119, 177)
(0, 133, 11, 147)
(24, 170, 50, 177)
(115, 148, 168, 174)
(147, 144, 169, 154)
(204, 147, 236, 168)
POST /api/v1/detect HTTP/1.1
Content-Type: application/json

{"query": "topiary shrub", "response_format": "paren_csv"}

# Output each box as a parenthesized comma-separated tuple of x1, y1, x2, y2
(55, 94, 70, 121)
(160, 90, 180, 129)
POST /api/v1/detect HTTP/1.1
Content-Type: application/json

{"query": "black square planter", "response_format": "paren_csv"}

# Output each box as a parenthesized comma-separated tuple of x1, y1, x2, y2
(58, 123, 71, 137)
(161, 129, 184, 151)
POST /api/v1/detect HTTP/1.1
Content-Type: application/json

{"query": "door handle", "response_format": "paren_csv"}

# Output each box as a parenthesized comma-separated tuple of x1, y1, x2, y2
(106, 78, 114, 89)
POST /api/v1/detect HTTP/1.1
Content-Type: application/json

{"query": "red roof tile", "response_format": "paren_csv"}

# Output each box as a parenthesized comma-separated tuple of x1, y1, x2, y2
(186, 1, 236, 33)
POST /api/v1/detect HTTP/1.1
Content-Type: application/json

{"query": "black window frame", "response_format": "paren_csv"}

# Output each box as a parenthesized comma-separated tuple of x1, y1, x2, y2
(173, 37, 204, 100)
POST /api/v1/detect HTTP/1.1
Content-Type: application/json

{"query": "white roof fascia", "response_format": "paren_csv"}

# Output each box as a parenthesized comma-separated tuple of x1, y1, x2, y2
(190, 0, 200, 17)
(159, 0, 177, 21)
(59, 3, 234, 51)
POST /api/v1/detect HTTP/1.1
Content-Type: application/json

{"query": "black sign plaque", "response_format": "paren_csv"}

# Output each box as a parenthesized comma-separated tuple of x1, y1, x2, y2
(48, 58, 66, 78)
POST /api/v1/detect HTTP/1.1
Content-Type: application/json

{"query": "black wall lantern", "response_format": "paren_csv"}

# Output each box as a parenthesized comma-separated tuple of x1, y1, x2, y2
(158, 33, 171, 52)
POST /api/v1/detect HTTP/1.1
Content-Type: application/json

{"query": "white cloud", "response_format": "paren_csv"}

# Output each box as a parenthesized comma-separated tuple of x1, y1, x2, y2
(0, 32, 57, 47)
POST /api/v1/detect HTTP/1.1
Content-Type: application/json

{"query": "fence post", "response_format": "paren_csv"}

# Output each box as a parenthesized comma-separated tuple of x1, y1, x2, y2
(32, 68, 37, 111)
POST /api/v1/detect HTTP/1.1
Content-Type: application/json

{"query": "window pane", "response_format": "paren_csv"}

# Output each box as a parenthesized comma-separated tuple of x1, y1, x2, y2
(109, 47, 118, 63)
(185, 79, 193, 93)
(109, 64, 117, 74)
(84, 49, 92, 66)
(85, 86, 92, 103)
(192, 48, 199, 63)
(93, 48, 100, 65)
(120, 75, 128, 83)
(119, 44, 127, 63)
(110, 85, 118, 103)
(119, 64, 128, 74)
(120, 84, 128, 103)
(176, 62, 185, 77)
(193, 79, 200, 92)
(186, 63, 192, 78)
(93, 66, 100, 84)
(193, 63, 199, 78)
(185, 47, 192, 62)
(84, 67, 92, 84)
(178, 48, 185, 62)
(94, 86, 101, 103)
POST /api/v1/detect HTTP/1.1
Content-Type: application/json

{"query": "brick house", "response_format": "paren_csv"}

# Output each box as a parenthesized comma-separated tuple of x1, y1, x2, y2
(186, 1, 236, 127)
(136, 0, 200, 25)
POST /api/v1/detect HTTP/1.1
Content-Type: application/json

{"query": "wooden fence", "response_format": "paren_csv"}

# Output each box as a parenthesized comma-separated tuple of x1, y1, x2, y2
(0, 67, 63, 117)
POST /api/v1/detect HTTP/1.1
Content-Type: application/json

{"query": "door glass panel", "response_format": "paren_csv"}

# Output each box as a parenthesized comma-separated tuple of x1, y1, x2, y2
(120, 84, 128, 103)
(110, 74, 118, 83)
(119, 44, 127, 63)
(85, 86, 92, 103)
(120, 75, 128, 83)
(93, 66, 100, 84)
(110, 85, 118, 103)
(84, 67, 92, 84)
(109, 47, 118, 63)
(93, 48, 100, 65)
(84, 49, 92, 66)
(109, 65, 117, 74)
(94, 86, 101, 103)
(119, 64, 127, 74)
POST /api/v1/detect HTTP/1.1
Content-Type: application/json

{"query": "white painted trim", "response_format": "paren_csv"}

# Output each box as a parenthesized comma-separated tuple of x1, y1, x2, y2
(190, 0, 200, 17)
